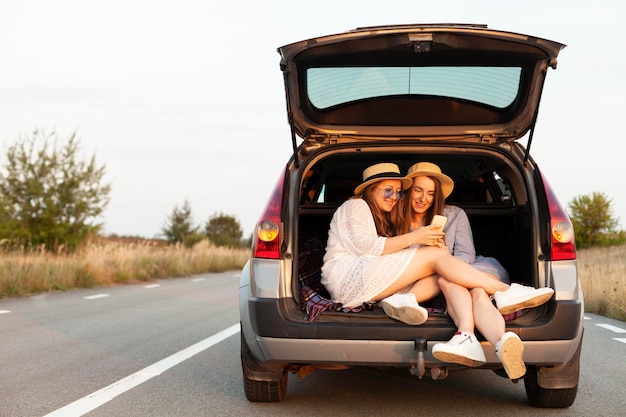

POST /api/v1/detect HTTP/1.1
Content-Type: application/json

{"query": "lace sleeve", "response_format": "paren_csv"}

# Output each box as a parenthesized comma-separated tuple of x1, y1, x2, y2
(336, 199, 386, 256)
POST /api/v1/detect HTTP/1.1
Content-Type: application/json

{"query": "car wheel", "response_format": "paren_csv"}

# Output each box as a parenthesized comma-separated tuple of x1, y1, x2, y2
(524, 367, 578, 408)
(243, 371, 288, 402)
(240, 330, 288, 402)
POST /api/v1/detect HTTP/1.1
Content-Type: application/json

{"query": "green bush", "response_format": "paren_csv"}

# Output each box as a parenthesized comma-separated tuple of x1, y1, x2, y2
(204, 212, 243, 248)
(569, 192, 624, 248)
(0, 130, 111, 252)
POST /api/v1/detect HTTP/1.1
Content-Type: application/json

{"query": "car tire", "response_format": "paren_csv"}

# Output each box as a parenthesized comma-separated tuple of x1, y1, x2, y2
(524, 367, 578, 408)
(241, 330, 288, 402)
(243, 371, 288, 402)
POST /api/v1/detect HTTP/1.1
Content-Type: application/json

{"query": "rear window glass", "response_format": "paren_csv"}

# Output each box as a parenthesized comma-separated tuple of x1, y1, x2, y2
(307, 67, 521, 109)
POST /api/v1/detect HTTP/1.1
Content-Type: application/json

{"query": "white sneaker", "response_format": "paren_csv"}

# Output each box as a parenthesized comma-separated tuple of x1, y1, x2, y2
(494, 283, 554, 315)
(432, 332, 486, 367)
(380, 293, 428, 325)
(496, 332, 526, 380)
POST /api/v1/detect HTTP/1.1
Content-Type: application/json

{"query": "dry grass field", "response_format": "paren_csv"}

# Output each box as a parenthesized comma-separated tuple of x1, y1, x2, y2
(577, 243, 626, 321)
(0, 239, 249, 297)
(1, 239, 624, 322)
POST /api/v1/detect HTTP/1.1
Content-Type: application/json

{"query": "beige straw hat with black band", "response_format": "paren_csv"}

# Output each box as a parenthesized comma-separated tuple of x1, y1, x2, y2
(405, 162, 455, 198)
(354, 163, 413, 195)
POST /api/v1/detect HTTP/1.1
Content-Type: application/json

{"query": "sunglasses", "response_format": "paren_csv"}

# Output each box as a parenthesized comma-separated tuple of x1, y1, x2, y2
(376, 186, 404, 200)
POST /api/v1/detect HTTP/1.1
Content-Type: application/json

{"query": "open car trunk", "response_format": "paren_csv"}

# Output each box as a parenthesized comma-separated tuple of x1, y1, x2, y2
(293, 143, 538, 324)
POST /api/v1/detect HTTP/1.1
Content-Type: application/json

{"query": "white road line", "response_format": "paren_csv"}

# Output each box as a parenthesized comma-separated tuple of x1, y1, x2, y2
(83, 294, 110, 300)
(595, 324, 626, 333)
(0, 310, 11, 314)
(143, 284, 160, 289)
(614, 338, 626, 344)
(191, 278, 206, 282)
(44, 324, 240, 417)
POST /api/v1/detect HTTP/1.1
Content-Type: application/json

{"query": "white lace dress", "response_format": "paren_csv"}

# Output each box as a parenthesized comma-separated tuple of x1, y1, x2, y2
(320, 198, 416, 308)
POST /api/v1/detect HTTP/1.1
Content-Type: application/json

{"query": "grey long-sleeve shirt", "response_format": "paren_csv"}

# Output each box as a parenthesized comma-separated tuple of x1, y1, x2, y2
(443, 205, 510, 283)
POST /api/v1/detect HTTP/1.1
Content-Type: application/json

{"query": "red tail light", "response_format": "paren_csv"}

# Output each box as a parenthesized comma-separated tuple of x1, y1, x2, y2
(541, 172, 576, 260)
(252, 170, 285, 259)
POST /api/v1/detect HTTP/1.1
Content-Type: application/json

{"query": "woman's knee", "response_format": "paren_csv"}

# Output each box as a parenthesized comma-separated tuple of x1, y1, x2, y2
(470, 287, 489, 302)
(437, 276, 454, 293)
(419, 245, 449, 264)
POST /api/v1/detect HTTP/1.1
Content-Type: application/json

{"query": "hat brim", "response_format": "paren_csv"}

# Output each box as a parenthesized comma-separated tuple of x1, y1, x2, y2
(354, 177, 413, 196)
(405, 171, 454, 198)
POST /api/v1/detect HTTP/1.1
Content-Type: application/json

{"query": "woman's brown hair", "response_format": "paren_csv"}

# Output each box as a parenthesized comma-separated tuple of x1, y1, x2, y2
(391, 176, 445, 235)
(359, 184, 394, 237)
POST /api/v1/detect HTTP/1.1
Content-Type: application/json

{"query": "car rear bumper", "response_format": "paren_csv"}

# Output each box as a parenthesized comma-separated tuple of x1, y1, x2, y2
(247, 297, 582, 340)
(253, 334, 581, 367)
(242, 296, 583, 367)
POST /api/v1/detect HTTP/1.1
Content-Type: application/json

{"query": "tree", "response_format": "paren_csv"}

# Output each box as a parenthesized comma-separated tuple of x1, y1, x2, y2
(161, 199, 202, 247)
(204, 212, 243, 248)
(568, 191, 623, 248)
(0, 130, 111, 252)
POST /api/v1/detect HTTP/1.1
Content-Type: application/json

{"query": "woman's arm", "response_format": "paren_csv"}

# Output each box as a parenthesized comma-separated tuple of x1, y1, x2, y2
(444, 205, 476, 263)
(382, 225, 444, 254)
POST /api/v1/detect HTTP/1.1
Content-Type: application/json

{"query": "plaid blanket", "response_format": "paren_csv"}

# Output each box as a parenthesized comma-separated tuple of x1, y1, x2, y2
(299, 285, 381, 321)
(298, 236, 377, 321)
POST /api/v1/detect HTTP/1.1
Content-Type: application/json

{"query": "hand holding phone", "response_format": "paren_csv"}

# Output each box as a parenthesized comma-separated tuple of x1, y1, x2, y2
(425, 215, 447, 246)
(430, 215, 447, 230)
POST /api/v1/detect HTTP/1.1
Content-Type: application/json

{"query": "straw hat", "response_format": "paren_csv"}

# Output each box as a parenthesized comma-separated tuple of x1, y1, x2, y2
(405, 162, 455, 198)
(354, 163, 413, 195)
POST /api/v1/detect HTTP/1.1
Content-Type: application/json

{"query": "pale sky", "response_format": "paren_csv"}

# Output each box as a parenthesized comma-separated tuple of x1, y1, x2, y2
(1, 0, 625, 238)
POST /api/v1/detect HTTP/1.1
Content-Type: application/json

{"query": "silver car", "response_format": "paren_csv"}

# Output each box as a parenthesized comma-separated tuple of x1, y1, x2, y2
(239, 24, 583, 408)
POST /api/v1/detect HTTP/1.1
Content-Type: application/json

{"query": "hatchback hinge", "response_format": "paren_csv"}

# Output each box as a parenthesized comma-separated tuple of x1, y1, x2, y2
(523, 126, 535, 166)
(282, 70, 299, 168)
(524, 69, 548, 166)
(288, 112, 299, 168)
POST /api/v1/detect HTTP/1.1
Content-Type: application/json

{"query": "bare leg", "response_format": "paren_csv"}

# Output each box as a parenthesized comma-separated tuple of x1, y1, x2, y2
(431, 277, 486, 367)
(374, 246, 509, 299)
(471, 288, 505, 346)
(406, 275, 440, 303)
(438, 278, 475, 334)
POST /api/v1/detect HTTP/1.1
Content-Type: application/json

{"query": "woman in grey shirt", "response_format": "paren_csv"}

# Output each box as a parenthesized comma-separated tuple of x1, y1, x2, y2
(442, 204, 509, 283)
(392, 162, 527, 380)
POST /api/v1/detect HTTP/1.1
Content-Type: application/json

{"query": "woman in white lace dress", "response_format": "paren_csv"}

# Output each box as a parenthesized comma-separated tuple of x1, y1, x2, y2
(321, 162, 553, 327)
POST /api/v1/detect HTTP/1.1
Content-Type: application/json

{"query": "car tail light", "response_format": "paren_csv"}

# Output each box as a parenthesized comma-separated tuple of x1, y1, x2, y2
(541, 172, 576, 260)
(252, 170, 285, 259)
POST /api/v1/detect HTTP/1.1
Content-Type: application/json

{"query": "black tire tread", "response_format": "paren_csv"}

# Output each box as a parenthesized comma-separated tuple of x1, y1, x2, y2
(524, 369, 578, 408)
(243, 372, 287, 402)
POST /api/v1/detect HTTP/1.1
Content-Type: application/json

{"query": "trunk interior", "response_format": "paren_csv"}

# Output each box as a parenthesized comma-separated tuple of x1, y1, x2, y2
(294, 145, 536, 324)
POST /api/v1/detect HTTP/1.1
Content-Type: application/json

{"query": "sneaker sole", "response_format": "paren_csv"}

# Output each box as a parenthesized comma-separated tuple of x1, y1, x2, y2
(432, 349, 485, 367)
(499, 335, 526, 380)
(497, 289, 554, 315)
(380, 300, 428, 325)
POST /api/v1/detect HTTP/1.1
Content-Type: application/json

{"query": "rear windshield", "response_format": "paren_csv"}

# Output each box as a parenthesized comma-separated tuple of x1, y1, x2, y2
(307, 66, 521, 109)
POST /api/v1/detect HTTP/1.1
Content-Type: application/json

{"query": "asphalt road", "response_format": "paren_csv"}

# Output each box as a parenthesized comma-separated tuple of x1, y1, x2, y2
(1, 271, 625, 416)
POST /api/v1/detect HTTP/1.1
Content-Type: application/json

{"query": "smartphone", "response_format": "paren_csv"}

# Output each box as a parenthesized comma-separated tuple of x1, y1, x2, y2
(430, 215, 448, 230)
(425, 215, 447, 246)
